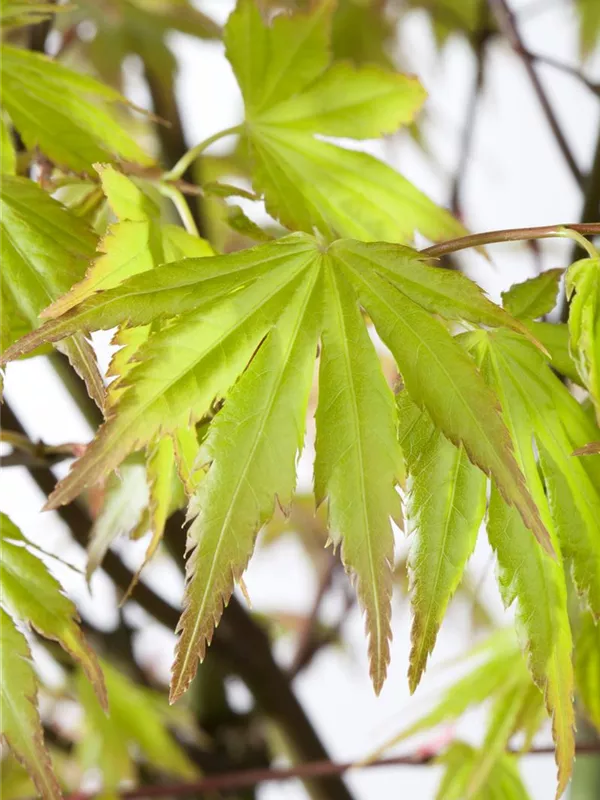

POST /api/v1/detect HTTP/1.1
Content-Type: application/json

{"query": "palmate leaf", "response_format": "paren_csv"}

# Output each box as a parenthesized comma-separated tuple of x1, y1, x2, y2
(0, 46, 151, 172)
(468, 331, 575, 796)
(566, 257, 600, 421)
(397, 390, 486, 692)
(224, 0, 463, 243)
(0, 176, 104, 407)
(2, 232, 552, 696)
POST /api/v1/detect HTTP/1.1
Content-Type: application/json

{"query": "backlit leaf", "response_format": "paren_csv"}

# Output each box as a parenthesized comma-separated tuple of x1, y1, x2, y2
(171, 264, 322, 700)
(224, 0, 463, 243)
(468, 331, 575, 796)
(397, 390, 486, 692)
(314, 262, 402, 693)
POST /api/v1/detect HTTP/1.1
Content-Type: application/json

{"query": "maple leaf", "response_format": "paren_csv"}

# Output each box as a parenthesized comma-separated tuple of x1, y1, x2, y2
(2, 229, 552, 698)
(224, 0, 463, 243)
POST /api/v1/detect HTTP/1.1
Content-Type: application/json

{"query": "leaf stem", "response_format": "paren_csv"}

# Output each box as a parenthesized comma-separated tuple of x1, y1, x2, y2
(557, 228, 599, 260)
(421, 223, 600, 259)
(164, 125, 242, 182)
(159, 184, 200, 237)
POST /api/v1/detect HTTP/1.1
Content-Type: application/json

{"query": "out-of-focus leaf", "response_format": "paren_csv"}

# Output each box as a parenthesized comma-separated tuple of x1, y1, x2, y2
(436, 742, 530, 800)
(0, 609, 62, 800)
(0, 46, 151, 171)
(76, 661, 197, 791)
(575, 611, 600, 732)
(1, 116, 16, 174)
(577, 0, 600, 58)
(0, 514, 106, 707)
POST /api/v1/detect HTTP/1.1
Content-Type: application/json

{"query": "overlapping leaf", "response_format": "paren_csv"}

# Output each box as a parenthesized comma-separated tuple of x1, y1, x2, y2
(0, 46, 151, 171)
(224, 0, 463, 243)
(0, 176, 105, 406)
(502, 269, 563, 320)
(398, 390, 486, 692)
(3, 228, 552, 697)
(467, 330, 575, 796)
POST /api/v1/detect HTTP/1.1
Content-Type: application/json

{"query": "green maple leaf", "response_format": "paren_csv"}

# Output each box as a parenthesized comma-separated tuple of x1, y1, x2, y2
(55, 166, 208, 585)
(0, 46, 151, 171)
(2, 232, 552, 696)
(0, 513, 107, 797)
(566, 257, 600, 421)
(0, 176, 104, 408)
(224, 0, 463, 243)
(467, 331, 575, 796)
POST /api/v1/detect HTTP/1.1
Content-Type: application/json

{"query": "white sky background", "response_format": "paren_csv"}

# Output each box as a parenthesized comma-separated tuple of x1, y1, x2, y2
(3, 0, 600, 797)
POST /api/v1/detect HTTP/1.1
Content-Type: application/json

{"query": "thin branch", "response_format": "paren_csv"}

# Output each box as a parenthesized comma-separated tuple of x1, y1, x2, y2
(289, 554, 337, 676)
(421, 222, 600, 259)
(450, 23, 490, 217)
(64, 743, 600, 800)
(487, 0, 584, 189)
(526, 50, 600, 97)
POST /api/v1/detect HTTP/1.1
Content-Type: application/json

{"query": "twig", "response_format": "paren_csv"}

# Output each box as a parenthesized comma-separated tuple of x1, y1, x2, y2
(487, 0, 584, 189)
(63, 743, 600, 799)
(289, 554, 337, 676)
(450, 24, 489, 216)
(421, 222, 600, 259)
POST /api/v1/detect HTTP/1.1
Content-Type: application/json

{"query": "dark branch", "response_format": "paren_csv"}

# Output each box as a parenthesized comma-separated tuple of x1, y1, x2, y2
(487, 0, 584, 189)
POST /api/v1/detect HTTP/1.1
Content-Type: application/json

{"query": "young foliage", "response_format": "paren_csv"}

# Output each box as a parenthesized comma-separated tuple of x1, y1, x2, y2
(0, 176, 104, 407)
(2, 231, 553, 699)
(224, 0, 464, 243)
